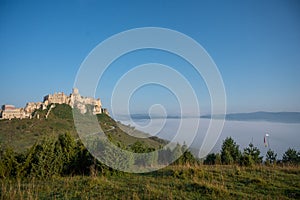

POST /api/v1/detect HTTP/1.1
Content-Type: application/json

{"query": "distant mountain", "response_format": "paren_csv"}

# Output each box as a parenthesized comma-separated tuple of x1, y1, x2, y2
(129, 114, 181, 119)
(200, 111, 300, 123)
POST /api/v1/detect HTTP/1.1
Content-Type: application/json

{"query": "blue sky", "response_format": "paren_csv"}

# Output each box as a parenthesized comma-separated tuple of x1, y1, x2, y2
(0, 0, 300, 115)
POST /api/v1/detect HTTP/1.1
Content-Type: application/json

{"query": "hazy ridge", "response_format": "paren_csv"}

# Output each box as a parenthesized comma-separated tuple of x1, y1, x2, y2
(121, 111, 300, 123)
(201, 111, 300, 123)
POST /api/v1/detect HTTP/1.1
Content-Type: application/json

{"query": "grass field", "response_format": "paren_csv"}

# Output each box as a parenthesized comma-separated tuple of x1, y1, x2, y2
(1, 165, 300, 200)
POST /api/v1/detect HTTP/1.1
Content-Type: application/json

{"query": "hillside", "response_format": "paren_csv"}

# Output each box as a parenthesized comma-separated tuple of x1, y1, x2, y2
(0, 104, 165, 152)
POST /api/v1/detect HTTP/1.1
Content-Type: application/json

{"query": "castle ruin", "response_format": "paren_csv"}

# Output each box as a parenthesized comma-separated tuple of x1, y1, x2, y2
(0, 88, 108, 120)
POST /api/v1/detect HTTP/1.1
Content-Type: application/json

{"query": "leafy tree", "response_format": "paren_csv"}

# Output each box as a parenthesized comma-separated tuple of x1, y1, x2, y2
(221, 137, 241, 164)
(242, 143, 263, 164)
(265, 149, 277, 165)
(282, 148, 299, 165)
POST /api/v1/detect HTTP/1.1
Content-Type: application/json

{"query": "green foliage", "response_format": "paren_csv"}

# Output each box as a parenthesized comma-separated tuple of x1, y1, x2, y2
(172, 143, 183, 162)
(30, 137, 62, 177)
(102, 140, 134, 170)
(130, 141, 148, 153)
(221, 137, 241, 164)
(204, 153, 217, 165)
(50, 104, 73, 120)
(178, 150, 198, 165)
(265, 149, 277, 165)
(215, 153, 222, 165)
(158, 147, 172, 165)
(130, 141, 157, 166)
(0, 147, 19, 178)
(0, 133, 105, 178)
(56, 132, 77, 174)
(240, 143, 262, 166)
(282, 148, 300, 165)
(240, 154, 255, 167)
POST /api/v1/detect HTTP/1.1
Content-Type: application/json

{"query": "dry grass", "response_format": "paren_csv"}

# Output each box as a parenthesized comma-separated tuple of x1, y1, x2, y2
(1, 164, 299, 200)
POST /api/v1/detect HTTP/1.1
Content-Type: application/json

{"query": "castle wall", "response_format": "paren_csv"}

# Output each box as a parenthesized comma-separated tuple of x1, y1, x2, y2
(0, 88, 106, 120)
(1, 105, 27, 120)
(44, 92, 68, 105)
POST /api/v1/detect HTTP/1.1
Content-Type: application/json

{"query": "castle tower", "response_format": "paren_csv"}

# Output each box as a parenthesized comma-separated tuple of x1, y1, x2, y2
(72, 88, 79, 95)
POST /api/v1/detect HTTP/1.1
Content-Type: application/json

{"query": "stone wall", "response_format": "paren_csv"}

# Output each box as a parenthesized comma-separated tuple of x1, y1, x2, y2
(44, 92, 68, 106)
(0, 105, 27, 120)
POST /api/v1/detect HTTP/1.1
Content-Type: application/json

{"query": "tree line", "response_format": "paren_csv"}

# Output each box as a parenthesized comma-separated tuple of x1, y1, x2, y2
(0, 133, 197, 179)
(1, 134, 299, 179)
(204, 137, 300, 166)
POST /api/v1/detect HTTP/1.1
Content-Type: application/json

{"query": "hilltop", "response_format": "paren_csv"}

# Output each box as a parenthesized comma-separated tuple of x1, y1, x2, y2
(0, 104, 165, 152)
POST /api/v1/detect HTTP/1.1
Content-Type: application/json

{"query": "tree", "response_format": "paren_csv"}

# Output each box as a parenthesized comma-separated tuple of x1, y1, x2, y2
(221, 137, 241, 164)
(242, 143, 263, 164)
(102, 141, 134, 170)
(0, 147, 19, 178)
(172, 144, 183, 164)
(130, 141, 157, 166)
(215, 153, 222, 165)
(240, 154, 254, 167)
(204, 153, 216, 165)
(29, 137, 62, 177)
(282, 148, 299, 165)
(158, 148, 172, 165)
(179, 150, 197, 165)
(265, 149, 277, 165)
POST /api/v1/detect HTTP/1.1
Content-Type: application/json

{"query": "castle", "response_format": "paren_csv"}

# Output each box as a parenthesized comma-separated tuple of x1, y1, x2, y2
(0, 88, 108, 120)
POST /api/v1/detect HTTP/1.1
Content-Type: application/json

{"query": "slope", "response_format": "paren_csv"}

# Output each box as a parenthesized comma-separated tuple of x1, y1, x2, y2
(0, 104, 165, 152)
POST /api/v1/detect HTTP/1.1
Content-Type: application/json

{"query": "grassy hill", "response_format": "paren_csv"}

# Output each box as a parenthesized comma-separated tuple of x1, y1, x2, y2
(1, 165, 299, 199)
(0, 104, 165, 152)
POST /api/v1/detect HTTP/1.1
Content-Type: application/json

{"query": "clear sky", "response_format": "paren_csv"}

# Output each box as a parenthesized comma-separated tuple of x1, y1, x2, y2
(0, 0, 300, 115)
